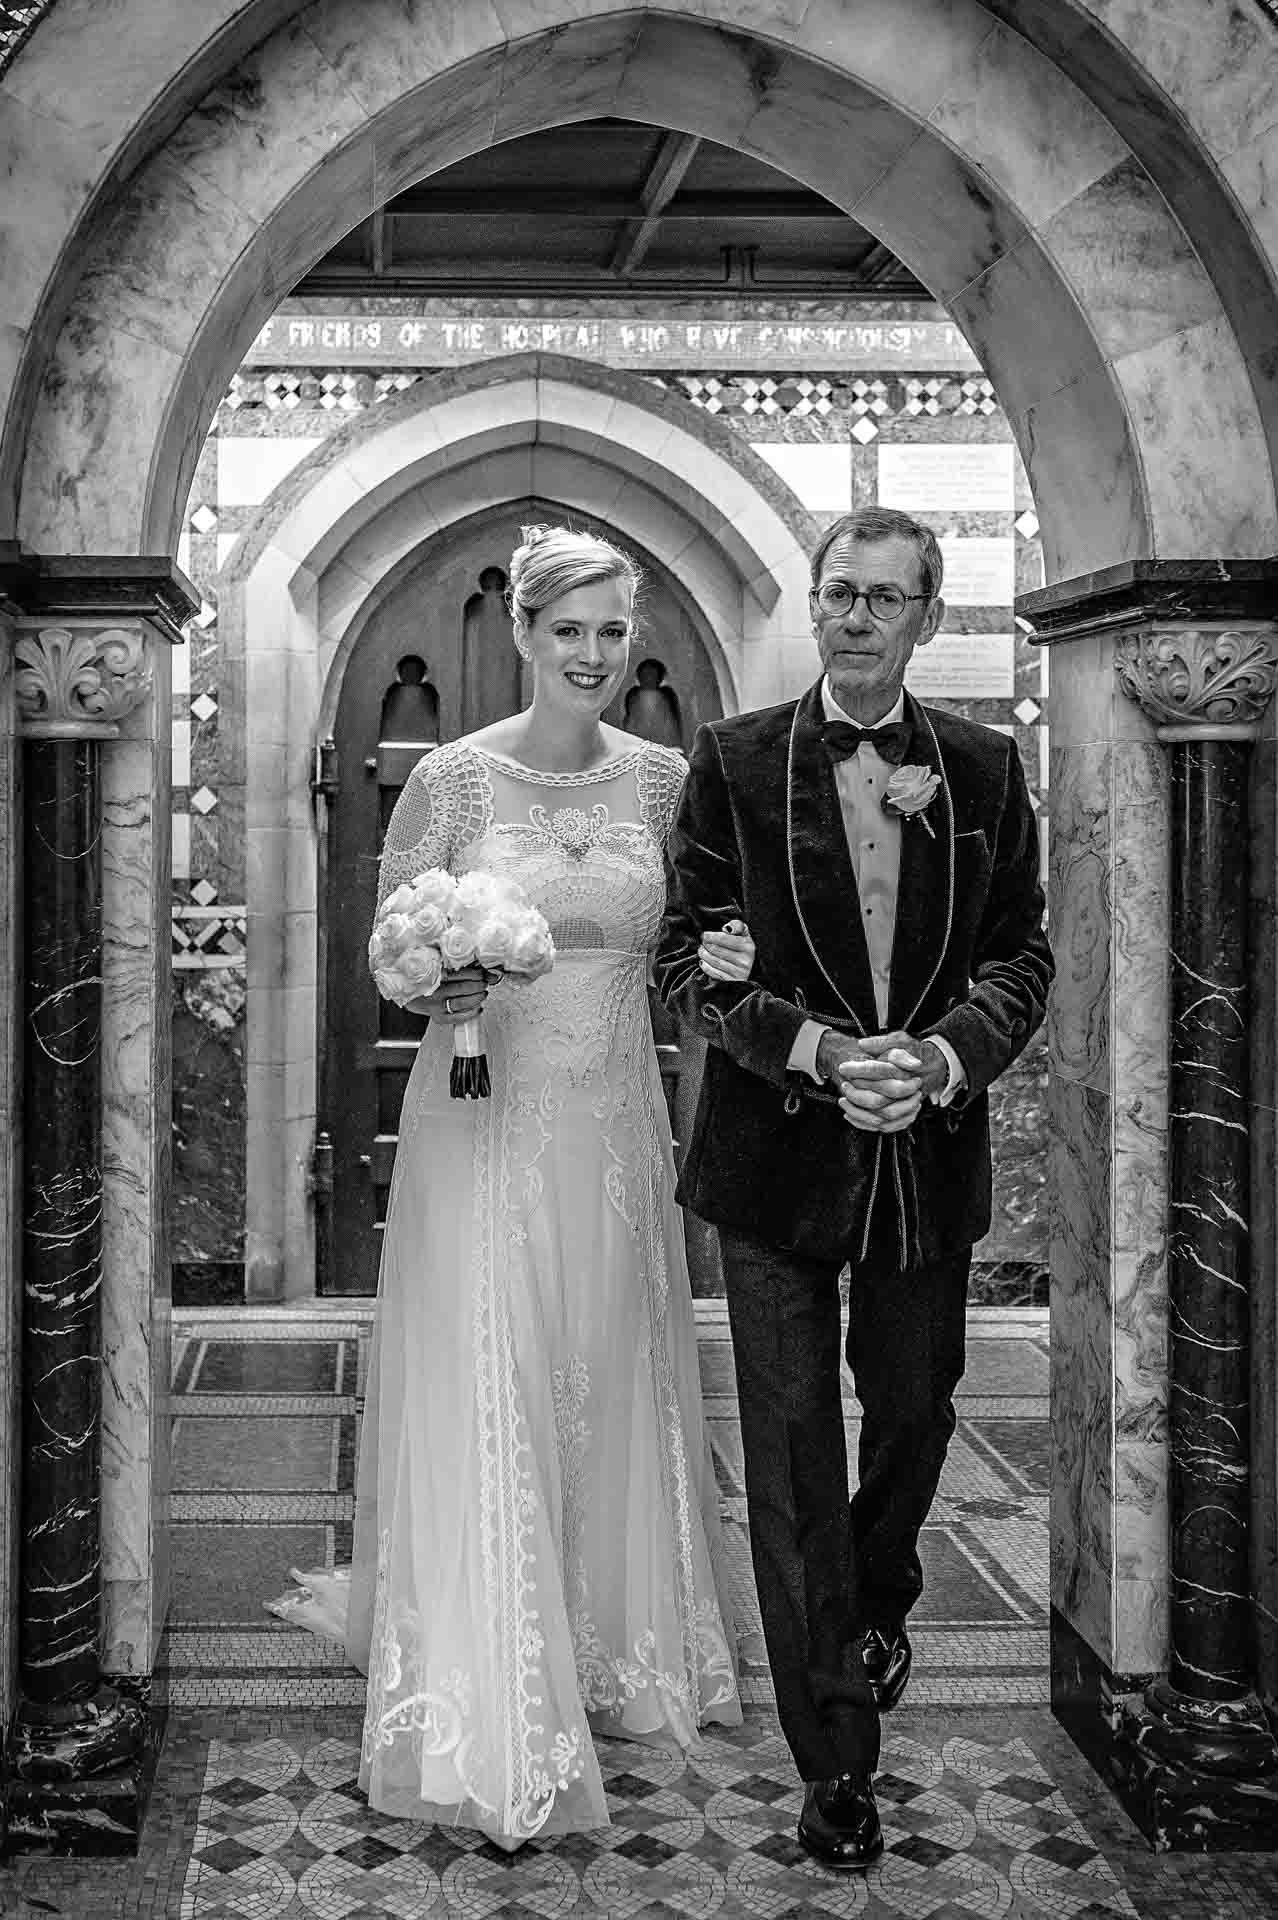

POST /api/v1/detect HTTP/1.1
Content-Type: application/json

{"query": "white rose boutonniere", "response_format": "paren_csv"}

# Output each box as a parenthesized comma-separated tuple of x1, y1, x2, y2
(883, 763, 942, 838)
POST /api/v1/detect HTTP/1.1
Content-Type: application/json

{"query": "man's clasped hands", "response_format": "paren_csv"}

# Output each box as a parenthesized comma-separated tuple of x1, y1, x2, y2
(814, 1030, 950, 1133)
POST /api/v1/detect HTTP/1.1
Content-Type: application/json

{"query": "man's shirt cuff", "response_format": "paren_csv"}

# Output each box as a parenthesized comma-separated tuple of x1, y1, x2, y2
(787, 1018, 829, 1086)
(928, 1034, 966, 1106)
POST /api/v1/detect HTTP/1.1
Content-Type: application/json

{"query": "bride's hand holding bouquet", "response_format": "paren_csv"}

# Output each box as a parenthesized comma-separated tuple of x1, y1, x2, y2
(369, 869, 555, 1097)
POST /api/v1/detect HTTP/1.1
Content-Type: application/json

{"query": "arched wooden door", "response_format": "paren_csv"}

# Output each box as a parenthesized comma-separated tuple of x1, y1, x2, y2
(317, 504, 725, 1294)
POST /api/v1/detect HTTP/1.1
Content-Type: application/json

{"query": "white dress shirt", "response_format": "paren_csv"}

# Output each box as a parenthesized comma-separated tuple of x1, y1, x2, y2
(786, 681, 965, 1103)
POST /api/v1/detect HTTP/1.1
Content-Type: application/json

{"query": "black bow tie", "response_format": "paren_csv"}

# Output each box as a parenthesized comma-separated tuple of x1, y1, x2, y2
(821, 719, 913, 766)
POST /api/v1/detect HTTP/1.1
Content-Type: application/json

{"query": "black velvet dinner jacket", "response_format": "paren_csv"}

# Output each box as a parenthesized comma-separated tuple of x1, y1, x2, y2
(654, 681, 1054, 1268)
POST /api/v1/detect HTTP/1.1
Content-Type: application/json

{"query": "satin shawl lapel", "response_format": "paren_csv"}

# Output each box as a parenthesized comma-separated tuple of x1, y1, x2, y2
(786, 683, 877, 1032)
(887, 694, 955, 1031)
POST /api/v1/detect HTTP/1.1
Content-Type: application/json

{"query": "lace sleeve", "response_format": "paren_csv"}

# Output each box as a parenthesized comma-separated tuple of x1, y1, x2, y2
(636, 743, 689, 849)
(375, 743, 489, 916)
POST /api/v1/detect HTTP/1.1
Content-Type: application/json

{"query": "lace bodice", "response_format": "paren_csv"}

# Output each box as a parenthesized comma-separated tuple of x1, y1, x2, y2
(376, 739, 688, 957)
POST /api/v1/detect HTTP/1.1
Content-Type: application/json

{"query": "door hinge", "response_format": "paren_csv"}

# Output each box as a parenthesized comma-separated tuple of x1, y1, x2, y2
(309, 1129, 334, 1201)
(311, 735, 339, 802)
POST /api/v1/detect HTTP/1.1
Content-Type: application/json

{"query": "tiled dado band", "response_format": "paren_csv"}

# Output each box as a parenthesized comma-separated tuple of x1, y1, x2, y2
(1021, 560, 1278, 1851)
(0, 549, 196, 1854)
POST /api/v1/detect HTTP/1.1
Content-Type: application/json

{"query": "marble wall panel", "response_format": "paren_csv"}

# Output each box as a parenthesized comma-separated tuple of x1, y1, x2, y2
(165, 13, 370, 226)
(1086, 0, 1278, 165)
(948, 238, 1108, 424)
(301, 0, 506, 122)
(0, 93, 101, 335)
(1049, 1071, 1116, 1663)
(612, 15, 759, 145)
(1110, 742, 1170, 1601)
(793, 0, 997, 123)
(100, 631, 173, 1675)
(1048, 742, 1111, 1091)
(1114, 315, 1278, 557)
(493, 13, 639, 144)
(927, 21, 1129, 229)
(172, 972, 245, 1264)
(0, 614, 16, 1731)
(19, 316, 183, 554)
(738, 56, 916, 207)
(1008, 369, 1151, 582)
(1040, 158, 1223, 365)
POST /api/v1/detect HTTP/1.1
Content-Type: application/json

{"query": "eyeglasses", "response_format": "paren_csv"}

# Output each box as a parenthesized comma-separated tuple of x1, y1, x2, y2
(811, 580, 930, 621)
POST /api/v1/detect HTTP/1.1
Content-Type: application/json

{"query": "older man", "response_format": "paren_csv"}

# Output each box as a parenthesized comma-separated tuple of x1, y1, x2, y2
(656, 507, 1052, 1869)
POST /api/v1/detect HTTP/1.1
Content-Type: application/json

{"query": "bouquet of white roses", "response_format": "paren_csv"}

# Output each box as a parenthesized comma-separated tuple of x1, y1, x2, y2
(369, 869, 555, 1098)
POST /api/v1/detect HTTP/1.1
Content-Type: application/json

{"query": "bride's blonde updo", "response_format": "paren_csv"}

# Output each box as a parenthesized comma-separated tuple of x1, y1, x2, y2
(508, 524, 642, 648)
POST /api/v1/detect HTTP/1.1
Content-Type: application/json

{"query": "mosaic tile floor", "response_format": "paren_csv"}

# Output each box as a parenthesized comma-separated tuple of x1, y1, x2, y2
(5, 1303, 1278, 1917)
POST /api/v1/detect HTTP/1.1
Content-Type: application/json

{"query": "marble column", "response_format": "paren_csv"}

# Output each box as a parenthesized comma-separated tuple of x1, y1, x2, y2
(6, 626, 151, 1849)
(0, 589, 19, 1774)
(1020, 561, 1278, 1853)
(0, 550, 193, 1855)
(1111, 625, 1278, 1846)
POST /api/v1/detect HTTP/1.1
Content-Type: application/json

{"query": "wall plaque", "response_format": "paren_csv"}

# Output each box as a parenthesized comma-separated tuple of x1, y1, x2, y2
(878, 443, 1015, 513)
(906, 632, 1015, 700)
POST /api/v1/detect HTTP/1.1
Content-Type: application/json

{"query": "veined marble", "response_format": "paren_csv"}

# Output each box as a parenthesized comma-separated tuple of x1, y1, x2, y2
(1115, 314, 1278, 555)
(99, 629, 172, 1675)
(1048, 742, 1111, 1090)
(0, 613, 16, 1735)
(1049, 1073, 1115, 1658)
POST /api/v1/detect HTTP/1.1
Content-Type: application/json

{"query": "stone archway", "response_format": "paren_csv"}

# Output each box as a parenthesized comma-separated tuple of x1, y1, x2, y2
(218, 353, 816, 1301)
(3, 0, 1278, 1848)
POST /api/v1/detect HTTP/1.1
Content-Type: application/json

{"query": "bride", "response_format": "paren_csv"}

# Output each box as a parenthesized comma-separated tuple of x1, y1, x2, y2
(282, 525, 755, 1847)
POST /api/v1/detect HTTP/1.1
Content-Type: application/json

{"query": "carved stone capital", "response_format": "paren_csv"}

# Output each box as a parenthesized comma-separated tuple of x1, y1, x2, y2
(1115, 623, 1278, 740)
(14, 625, 152, 739)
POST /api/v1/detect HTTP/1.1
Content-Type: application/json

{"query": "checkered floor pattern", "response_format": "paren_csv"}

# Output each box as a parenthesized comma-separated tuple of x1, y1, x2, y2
(180, 1719, 1139, 1919)
(8, 1305, 1278, 1916)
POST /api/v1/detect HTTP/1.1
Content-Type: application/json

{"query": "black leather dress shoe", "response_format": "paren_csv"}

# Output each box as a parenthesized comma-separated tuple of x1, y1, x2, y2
(860, 1624, 912, 1712)
(797, 1773, 884, 1869)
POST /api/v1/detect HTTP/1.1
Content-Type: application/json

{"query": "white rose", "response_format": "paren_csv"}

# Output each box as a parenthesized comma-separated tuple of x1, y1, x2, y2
(883, 764, 941, 815)
(369, 911, 413, 967)
(408, 900, 449, 945)
(474, 917, 516, 970)
(373, 963, 412, 1003)
(397, 945, 443, 998)
(382, 883, 419, 917)
(408, 869, 458, 914)
(439, 922, 477, 968)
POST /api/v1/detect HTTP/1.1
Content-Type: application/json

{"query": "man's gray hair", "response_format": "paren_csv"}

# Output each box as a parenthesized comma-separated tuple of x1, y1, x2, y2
(809, 508, 944, 602)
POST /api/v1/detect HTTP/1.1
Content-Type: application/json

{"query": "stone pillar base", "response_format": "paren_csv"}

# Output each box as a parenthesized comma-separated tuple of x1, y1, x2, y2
(4, 1680, 159, 1856)
(1111, 1689, 1278, 1851)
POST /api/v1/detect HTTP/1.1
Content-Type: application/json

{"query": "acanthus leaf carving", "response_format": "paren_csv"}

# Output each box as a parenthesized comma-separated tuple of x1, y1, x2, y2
(14, 626, 151, 738)
(1115, 625, 1278, 736)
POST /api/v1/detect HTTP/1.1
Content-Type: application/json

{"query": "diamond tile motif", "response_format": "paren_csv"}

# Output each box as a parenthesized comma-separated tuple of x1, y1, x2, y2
(179, 1724, 1141, 1919)
(1014, 699, 1042, 727)
(173, 907, 247, 968)
(190, 785, 219, 815)
(1015, 510, 1040, 539)
(191, 691, 219, 723)
(851, 414, 879, 444)
(190, 878, 219, 908)
(190, 504, 219, 534)
(196, 599, 218, 628)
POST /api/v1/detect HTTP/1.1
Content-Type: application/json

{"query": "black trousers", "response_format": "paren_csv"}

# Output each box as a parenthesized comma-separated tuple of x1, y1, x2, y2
(719, 1216, 970, 1782)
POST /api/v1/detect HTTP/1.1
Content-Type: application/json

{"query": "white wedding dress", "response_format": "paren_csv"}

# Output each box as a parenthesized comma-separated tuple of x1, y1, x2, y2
(323, 737, 740, 1842)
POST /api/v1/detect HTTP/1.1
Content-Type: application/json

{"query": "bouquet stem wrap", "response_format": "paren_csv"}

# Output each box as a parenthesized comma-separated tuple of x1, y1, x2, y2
(449, 1014, 491, 1100)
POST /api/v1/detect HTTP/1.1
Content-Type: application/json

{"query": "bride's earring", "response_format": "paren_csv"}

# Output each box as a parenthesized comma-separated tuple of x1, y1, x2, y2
(514, 628, 532, 661)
